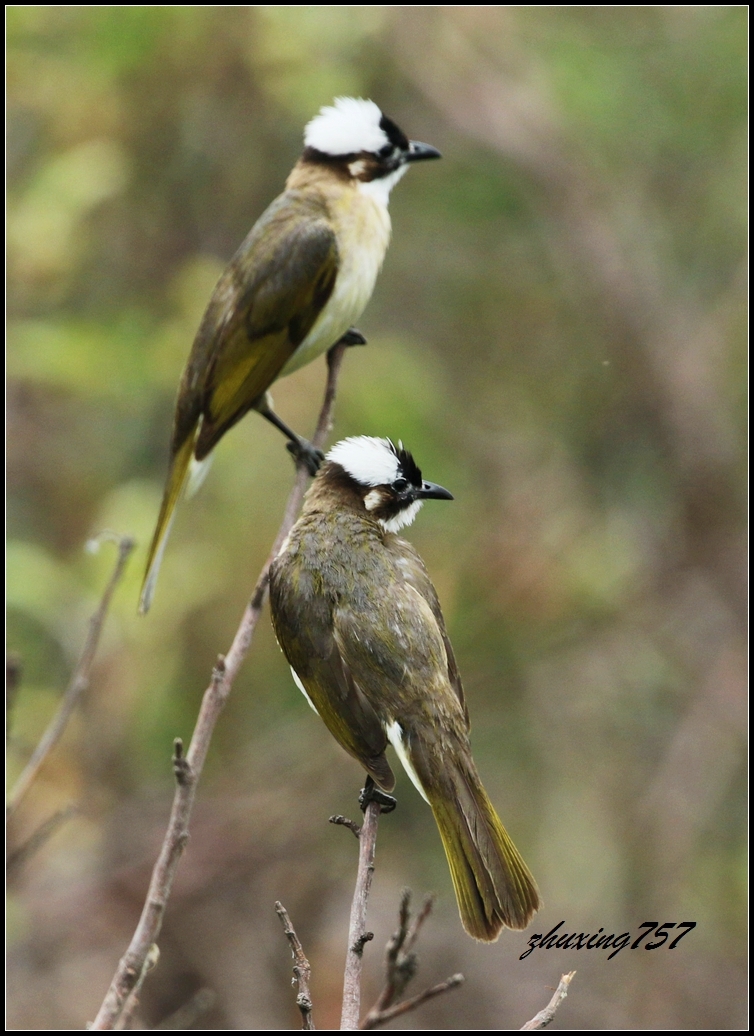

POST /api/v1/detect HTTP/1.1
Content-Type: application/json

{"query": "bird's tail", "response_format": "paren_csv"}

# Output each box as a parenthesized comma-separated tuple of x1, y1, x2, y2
(139, 432, 195, 614)
(413, 739, 541, 940)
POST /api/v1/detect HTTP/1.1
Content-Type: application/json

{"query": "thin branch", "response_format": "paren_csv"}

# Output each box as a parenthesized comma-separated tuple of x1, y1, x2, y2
(329, 814, 362, 839)
(6, 804, 78, 878)
(403, 892, 435, 957)
(275, 901, 315, 1030)
(113, 944, 160, 1031)
(364, 888, 416, 1023)
(90, 342, 348, 1031)
(7, 534, 135, 816)
(361, 891, 464, 1031)
(340, 800, 380, 1030)
(520, 972, 576, 1031)
(362, 974, 464, 1030)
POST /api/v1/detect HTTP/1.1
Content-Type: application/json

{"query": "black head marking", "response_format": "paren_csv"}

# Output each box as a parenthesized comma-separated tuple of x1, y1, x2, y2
(387, 439, 422, 488)
(379, 114, 409, 152)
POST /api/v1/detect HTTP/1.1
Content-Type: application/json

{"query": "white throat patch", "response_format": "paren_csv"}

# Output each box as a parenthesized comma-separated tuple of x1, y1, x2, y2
(379, 499, 423, 533)
(305, 97, 388, 156)
(327, 436, 400, 487)
(358, 164, 409, 208)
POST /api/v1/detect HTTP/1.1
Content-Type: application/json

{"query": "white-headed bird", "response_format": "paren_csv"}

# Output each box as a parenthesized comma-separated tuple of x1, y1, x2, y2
(140, 100, 440, 613)
(269, 437, 541, 940)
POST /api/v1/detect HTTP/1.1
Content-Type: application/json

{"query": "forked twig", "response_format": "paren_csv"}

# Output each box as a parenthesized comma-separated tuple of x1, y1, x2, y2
(363, 974, 464, 1029)
(113, 944, 160, 1031)
(361, 890, 464, 1030)
(90, 343, 348, 1030)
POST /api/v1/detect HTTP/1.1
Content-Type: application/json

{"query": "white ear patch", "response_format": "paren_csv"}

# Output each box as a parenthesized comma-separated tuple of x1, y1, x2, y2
(363, 489, 383, 511)
(305, 97, 388, 156)
(327, 436, 400, 487)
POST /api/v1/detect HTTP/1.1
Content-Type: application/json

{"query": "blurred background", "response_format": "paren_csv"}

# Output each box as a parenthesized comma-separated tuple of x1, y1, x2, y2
(7, 6, 746, 1030)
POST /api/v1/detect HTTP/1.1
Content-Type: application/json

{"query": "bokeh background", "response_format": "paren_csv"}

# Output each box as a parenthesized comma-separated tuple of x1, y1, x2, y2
(7, 7, 747, 1030)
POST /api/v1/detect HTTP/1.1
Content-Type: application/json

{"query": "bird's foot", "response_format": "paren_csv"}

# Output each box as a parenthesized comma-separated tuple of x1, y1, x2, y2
(359, 775, 397, 814)
(338, 327, 367, 348)
(286, 438, 325, 476)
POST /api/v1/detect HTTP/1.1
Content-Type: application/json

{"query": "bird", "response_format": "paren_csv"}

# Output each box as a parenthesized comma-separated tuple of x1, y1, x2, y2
(139, 98, 441, 613)
(269, 436, 541, 940)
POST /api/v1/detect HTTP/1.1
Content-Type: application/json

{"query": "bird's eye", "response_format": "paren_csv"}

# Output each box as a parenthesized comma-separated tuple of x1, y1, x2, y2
(379, 143, 394, 158)
(392, 477, 409, 492)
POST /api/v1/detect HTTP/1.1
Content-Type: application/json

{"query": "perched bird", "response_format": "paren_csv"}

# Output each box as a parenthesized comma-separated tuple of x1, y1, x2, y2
(269, 436, 541, 939)
(140, 98, 440, 613)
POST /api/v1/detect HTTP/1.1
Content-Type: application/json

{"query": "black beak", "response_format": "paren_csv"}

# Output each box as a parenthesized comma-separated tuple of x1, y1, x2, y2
(418, 480, 453, 501)
(405, 140, 442, 162)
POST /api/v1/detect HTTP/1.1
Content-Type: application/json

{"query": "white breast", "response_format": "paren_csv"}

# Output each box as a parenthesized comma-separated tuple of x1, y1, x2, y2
(279, 188, 392, 377)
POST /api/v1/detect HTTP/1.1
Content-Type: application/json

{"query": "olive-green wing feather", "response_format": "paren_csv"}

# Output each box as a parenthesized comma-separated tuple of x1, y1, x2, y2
(297, 644, 395, 792)
(140, 192, 338, 613)
(382, 538, 467, 722)
(269, 555, 394, 790)
(189, 192, 339, 458)
(332, 579, 540, 939)
(350, 542, 468, 721)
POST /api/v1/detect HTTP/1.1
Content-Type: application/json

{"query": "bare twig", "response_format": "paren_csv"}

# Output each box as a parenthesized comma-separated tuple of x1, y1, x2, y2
(329, 814, 362, 839)
(90, 342, 348, 1031)
(363, 889, 415, 1023)
(7, 804, 78, 878)
(363, 974, 464, 1030)
(340, 800, 380, 1030)
(520, 972, 576, 1031)
(113, 944, 160, 1031)
(7, 534, 135, 816)
(402, 892, 435, 957)
(361, 890, 464, 1031)
(275, 901, 315, 1030)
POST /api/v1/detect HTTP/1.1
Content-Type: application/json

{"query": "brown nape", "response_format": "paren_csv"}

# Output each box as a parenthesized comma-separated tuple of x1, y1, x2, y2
(302, 462, 368, 513)
(296, 148, 386, 185)
(296, 148, 355, 183)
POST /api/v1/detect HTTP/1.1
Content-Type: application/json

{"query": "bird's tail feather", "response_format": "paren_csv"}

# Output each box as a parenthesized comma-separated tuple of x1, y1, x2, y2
(416, 745, 541, 940)
(139, 432, 196, 614)
(187, 452, 213, 499)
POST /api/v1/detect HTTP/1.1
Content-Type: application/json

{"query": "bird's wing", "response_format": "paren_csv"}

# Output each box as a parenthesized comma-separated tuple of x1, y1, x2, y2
(385, 538, 468, 724)
(175, 192, 339, 459)
(332, 572, 467, 735)
(269, 565, 394, 791)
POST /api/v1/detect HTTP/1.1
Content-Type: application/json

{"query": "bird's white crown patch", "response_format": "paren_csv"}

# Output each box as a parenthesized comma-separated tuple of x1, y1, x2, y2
(305, 97, 388, 157)
(327, 436, 401, 487)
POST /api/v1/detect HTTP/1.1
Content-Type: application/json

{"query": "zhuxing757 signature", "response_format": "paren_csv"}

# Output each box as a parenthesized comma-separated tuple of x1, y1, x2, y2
(520, 921, 697, 961)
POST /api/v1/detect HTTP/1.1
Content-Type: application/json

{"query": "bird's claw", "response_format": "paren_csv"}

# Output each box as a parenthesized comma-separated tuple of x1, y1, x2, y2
(286, 439, 325, 476)
(339, 327, 367, 347)
(359, 776, 397, 814)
